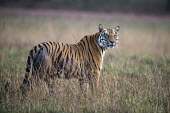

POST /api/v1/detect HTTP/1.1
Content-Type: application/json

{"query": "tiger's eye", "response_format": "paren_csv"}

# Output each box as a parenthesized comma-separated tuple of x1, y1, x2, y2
(104, 32, 109, 37)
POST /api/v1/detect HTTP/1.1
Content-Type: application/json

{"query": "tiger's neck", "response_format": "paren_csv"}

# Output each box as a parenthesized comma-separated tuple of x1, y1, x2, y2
(93, 32, 106, 70)
(77, 32, 106, 70)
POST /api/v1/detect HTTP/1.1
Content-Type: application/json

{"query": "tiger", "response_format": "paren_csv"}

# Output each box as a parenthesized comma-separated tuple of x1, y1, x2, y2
(20, 24, 120, 95)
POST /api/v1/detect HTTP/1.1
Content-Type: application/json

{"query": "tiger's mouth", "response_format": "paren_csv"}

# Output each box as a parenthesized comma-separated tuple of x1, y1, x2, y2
(108, 42, 117, 48)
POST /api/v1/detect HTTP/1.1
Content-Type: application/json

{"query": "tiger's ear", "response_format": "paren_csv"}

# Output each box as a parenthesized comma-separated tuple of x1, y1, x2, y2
(98, 24, 103, 32)
(115, 26, 120, 32)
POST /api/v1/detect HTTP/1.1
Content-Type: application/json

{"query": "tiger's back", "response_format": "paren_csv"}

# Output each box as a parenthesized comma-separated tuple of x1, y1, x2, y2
(24, 33, 102, 79)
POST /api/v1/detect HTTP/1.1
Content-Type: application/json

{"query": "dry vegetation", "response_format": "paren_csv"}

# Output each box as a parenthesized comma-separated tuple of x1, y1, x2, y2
(0, 9, 170, 113)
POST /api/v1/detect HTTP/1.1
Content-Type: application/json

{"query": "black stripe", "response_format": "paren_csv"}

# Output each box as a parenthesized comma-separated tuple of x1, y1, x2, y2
(52, 42, 56, 60)
(70, 57, 73, 72)
(74, 44, 79, 60)
(26, 67, 30, 72)
(34, 46, 37, 53)
(56, 43, 60, 53)
(61, 43, 64, 47)
(54, 43, 60, 66)
(77, 46, 81, 60)
(49, 42, 52, 45)
(42, 43, 49, 54)
(65, 44, 69, 56)
(38, 44, 42, 49)
(70, 46, 72, 56)
(27, 56, 31, 65)
(46, 42, 51, 47)
(63, 44, 66, 52)
(79, 42, 85, 51)
(101, 48, 103, 54)
(46, 42, 51, 54)
(69, 46, 73, 72)
(63, 45, 69, 71)
(66, 54, 69, 64)
(30, 50, 33, 59)
(50, 42, 54, 55)
(79, 41, 86, 61)
(53, 42, 57, 54)
(57, 51, 62, 63)
(75, 49, 77, 58)
(81, 40, 86, 51)
(60, 59, 64, 69)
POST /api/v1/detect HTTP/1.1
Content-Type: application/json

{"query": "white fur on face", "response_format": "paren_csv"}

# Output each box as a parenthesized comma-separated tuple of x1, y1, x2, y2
(98, 35, 108, 48)
(116, 37, 119, 43)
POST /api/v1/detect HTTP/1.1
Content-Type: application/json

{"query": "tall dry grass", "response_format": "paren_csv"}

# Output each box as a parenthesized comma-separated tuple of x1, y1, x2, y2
(0, 9, 170, 113)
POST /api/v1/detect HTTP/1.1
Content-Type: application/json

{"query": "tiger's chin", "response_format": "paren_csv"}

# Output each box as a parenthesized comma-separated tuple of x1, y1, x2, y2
(108, 45, 115, 48)
(108, 44, 117, 48)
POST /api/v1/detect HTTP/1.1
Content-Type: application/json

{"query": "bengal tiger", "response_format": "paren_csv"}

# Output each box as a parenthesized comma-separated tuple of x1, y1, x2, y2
(20, 24, 120, 94)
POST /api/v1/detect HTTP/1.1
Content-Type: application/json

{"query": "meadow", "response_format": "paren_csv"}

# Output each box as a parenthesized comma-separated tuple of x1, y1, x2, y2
(0, 9, 170, 113)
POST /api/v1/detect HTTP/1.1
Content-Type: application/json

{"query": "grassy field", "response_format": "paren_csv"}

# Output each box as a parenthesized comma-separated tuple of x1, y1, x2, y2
(0, 9, 170, 113)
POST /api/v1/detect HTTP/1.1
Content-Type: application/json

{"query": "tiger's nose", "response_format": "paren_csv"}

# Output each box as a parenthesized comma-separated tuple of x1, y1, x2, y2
(110, 41, 114, 44)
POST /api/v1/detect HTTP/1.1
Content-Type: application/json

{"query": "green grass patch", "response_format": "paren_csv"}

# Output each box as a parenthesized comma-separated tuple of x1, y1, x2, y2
(140, 56, 154, 65)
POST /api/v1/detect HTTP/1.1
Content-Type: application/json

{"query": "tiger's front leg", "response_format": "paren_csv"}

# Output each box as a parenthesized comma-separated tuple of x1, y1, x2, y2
(88, 70, 100, 94)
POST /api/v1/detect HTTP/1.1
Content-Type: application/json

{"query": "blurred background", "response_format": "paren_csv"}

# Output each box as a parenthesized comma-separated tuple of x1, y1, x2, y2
(0, 0, 170, 14)
(0, 1, 170, 113)
(0, 0, 170, 56)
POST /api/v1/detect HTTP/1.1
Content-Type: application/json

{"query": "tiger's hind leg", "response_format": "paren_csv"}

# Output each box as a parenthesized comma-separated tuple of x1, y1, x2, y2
(32, 48, 52, 78)
(30, 49, 53, 96)
(44, 78, 56, 96)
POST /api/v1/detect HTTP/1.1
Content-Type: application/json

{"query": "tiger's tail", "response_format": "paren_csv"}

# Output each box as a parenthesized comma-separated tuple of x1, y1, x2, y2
(20, 50, 33, 95)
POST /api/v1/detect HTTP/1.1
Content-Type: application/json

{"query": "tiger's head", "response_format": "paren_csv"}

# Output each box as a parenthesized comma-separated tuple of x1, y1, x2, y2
(98, 24, 120, 48)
